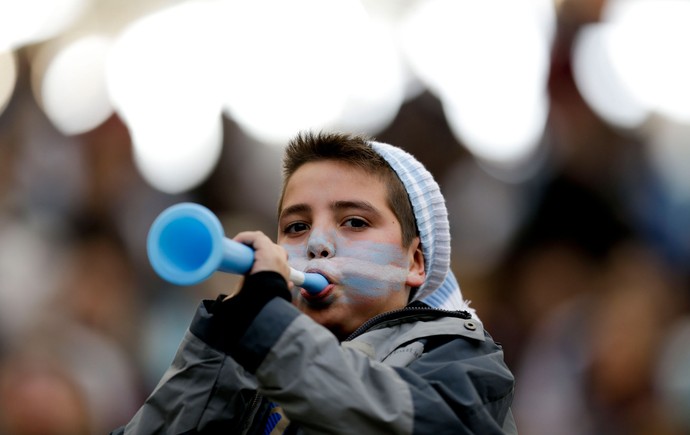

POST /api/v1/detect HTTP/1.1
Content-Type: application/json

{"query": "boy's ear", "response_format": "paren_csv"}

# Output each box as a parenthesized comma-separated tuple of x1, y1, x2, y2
(406, 237, 425, 289)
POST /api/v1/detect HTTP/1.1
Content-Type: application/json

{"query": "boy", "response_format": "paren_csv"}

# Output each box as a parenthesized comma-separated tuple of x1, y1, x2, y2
(114, 132, 516, 434)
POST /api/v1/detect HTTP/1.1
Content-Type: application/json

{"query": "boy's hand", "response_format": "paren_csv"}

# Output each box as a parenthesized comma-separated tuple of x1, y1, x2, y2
(212, 231, 293, 351)
(232, 231, 291, 284)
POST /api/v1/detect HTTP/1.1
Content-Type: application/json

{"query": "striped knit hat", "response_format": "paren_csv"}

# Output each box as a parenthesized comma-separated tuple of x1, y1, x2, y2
(369, 141, 472, 314)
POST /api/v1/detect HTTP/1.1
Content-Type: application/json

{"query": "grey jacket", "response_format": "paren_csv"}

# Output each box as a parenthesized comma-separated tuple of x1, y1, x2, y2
(114, 295, 516, 434)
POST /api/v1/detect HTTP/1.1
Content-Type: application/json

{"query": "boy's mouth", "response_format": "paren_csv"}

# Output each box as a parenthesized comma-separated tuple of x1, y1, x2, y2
(300, 283, 335, 306)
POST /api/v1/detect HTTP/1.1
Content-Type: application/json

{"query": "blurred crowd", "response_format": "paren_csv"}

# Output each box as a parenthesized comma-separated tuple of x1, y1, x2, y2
(1, 3, 690, 435)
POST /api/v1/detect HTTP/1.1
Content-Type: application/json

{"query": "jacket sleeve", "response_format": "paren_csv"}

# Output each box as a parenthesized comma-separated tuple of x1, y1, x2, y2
(113, 301, 262, 435)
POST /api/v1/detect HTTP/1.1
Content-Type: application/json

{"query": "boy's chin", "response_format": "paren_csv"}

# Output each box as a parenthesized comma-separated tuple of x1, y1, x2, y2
(296, 305, 360, 341)
(318, 317, 357, 341)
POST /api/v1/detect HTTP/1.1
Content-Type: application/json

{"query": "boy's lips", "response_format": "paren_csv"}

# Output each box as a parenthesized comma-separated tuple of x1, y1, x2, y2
(300, 283, 335, 304)
(296, 267, 336, 304)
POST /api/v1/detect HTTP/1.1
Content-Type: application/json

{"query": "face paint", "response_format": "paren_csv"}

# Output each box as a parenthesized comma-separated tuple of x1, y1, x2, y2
(284, 234, 410, 300)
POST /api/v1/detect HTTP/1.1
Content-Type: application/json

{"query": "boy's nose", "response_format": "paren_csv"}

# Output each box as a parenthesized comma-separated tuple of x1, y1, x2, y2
(307, 239, 335, 259)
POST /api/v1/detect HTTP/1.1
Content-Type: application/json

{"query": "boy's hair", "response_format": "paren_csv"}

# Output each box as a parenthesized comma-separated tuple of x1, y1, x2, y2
(279, 131, 418, 248)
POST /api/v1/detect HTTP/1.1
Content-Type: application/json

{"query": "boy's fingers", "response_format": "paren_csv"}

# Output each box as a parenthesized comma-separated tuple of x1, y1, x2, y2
(232, 230, 265, 246)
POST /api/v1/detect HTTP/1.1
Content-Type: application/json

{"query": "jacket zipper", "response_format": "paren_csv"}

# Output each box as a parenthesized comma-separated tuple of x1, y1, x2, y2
(344, 304, 471, 342)
(240, 391, 263, 435)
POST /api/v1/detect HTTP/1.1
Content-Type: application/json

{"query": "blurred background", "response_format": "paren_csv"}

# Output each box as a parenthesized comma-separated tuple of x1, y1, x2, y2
(1, 0, 690, 433)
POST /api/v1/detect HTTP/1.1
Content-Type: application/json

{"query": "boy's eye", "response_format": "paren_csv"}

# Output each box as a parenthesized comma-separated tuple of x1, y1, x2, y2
(284, 222, 310, 234)
(343, 217, 369, 229)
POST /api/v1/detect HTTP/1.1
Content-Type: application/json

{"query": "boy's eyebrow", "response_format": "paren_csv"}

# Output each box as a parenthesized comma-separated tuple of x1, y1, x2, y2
(279, 203, 311, 220)
(279, 200, 380, 220)
(332, 200, 379, 215)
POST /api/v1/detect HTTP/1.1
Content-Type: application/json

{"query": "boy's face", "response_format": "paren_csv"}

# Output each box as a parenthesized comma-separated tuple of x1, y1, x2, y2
(278, 160, 425, 340)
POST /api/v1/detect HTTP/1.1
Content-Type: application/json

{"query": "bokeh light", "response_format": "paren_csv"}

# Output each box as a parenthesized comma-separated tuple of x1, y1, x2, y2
(35, 35, 114, 135)
(572, 24, 649, 129)
(399, 0, 555, 170)
(0, 51, 16, 117)
(219, 0, 405, 146)
(0, 0, 88, 51)
(106, 1, 226, 193)
(130, 115, 223, 194)
(603, 0, 690, 123)
(572, 0, 690, 128)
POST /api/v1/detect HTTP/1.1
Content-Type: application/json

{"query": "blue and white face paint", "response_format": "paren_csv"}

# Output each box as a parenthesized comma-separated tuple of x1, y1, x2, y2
(284, 236, 410, 301)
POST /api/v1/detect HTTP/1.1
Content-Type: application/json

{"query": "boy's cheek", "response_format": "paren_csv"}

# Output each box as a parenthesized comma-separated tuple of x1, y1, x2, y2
(339, 273, 404, 299)
(283, 245, 309, 271)
(282, 243, 305, 259)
